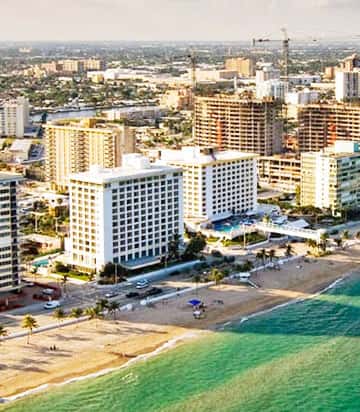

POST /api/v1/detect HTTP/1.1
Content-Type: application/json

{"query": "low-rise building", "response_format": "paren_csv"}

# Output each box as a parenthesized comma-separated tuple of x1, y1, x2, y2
(258, 155, 300, 193)
(300, 140, 360, 214)
(69, 154, 183, 273)
(160, 147, 257, 222)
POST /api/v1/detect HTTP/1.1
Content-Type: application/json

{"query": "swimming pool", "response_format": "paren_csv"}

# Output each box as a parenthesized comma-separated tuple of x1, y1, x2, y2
(213, 218, 254, 233)
(32, 258, 50, 267)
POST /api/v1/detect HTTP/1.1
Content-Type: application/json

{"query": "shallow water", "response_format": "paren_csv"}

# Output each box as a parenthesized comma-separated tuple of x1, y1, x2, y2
(3, 276, 360, 412)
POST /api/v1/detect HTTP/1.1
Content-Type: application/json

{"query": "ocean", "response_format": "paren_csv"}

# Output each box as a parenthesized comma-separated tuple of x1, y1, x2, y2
(2, 276, 360, 412)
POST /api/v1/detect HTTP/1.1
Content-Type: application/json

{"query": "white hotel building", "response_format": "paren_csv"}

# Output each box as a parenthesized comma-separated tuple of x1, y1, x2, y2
(160, 147, 258, 222)
(69, 154, 183, 273)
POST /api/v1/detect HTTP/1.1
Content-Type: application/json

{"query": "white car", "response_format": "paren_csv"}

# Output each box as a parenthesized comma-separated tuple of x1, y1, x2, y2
(43, 300, 61, 309)
(136, 279, 149, 289)
(42, 288, 54, 296)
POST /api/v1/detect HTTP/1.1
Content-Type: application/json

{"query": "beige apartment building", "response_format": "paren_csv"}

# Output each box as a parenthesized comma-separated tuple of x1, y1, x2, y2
(225, 57, 255, 77)
(298, 103, 360, 152)
(194, 95, 283, 156)
(300, 141, 360, 214)
(44, 118, 135, 191)
(258, 154, 301, 193)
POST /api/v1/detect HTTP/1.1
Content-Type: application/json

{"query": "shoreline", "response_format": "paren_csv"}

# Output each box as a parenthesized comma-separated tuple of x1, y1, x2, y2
(0, 271, 350, 406)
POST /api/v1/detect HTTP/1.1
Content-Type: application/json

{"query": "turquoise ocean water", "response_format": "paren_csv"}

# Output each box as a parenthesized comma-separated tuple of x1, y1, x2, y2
(2, 276, 360, 412)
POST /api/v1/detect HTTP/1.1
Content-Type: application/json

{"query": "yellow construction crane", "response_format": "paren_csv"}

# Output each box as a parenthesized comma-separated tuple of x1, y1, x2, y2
(188, 49, 197, 91)
(252, 27, 290, 81)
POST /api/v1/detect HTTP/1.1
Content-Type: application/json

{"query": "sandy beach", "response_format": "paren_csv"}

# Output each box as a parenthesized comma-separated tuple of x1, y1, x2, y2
(1, 245, 360, 400)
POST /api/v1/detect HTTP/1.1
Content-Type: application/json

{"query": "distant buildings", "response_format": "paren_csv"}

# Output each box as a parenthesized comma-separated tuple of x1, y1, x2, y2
(44, 118, 135, 191)
(256, 80, 287, 101)
(335, 70, 360, 102)
(298, 103, 360, 152)
(225, 57, 255, 77)
(256, 64, 280, 83)
(301, 141, 360, 214)
(194, 95, 283, 156)
(40, 59, 105, 75)
(160, 88, 193, 110)
(285, 89, 319, 106)
(69, 154, 183, 273)
(0, 173, 22, 293)
(339, 54, 360, 72)
(0, 97, 30, 138)
(258, 155, 300, 193)
(160, 147, 257, 222)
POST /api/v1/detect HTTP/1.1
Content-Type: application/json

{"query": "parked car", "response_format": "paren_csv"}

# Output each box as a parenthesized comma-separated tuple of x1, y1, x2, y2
(136, 279, 149, 289)
(144, 287, 163, 297)
(42, 288, 55, 296)
(126, 291, 140, 299)
(43, 300, 61, 309)
(105, 291, 119, 298)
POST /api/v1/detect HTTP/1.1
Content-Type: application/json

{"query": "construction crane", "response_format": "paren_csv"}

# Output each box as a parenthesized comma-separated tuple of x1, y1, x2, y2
(188, 49, 197, 91)
(252, 27, 290, 81)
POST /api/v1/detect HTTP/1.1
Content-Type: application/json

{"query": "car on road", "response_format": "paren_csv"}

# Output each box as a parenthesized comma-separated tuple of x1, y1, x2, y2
(136, 279, 149, 289)
(126, 291, 140, 299)
(42, 288, 55, 296)
(43, 300, 61, 309)
(23, 281, 35, 287)
(144, 287, 163, 297)
(105, 291, 119, 298)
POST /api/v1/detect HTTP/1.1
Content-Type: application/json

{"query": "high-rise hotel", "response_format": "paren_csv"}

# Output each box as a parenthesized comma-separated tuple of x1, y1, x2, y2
(0, 173, 22, 293)
(44, 118, 135, 191)
(69, 154, 183, 274)
(160, 147, 258, 222)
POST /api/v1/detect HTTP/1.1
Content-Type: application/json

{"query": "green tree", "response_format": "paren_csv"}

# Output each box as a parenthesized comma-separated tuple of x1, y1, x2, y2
(70, 308, 83, 326)
(62, 274, 69, 294)
(183, 234, 206, 259)
(107, 301, 120, 320)
(208, 268, 225, 285)
(193, 273, 201, 295)
(168, 233, 181, 261)
(22, 315, 38, 344)
(0, 324, 8, 344)
(256, 249, 267, 266)
(85, 306, 103, 328)
(285, 244, 294, 258)
(341, 230, 351, 248)
(53, 308, 66, 324)
(268, 249, 276, 262)
(96, 299, 109, 312)
(334, 238, 343, 248)
(320, 233, 329, 252)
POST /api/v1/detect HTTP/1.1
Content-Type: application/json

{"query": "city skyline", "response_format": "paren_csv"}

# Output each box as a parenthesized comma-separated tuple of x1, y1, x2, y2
(1, 0, 360, 42)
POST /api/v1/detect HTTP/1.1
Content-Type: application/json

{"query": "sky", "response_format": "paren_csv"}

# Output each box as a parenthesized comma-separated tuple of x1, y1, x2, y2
(1, 0, 360, 41)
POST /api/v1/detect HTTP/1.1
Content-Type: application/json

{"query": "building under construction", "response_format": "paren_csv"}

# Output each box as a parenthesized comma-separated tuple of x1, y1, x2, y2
(298, 103, 360, 152)
(194, 95, 283, 156)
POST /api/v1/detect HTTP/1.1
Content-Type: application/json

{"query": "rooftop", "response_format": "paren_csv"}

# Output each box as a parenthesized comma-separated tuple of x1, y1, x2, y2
(70, 154, 181, 185)
(160, 147, 258, 165)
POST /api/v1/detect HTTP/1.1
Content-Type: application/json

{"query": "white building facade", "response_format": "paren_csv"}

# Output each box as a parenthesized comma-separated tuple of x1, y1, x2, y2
(335, 71, 360, 102)
(160, 147, 258, 222)
(0, 173, 22, 293)
(69, 154, 183, 273)
(0, 97, 29, 138)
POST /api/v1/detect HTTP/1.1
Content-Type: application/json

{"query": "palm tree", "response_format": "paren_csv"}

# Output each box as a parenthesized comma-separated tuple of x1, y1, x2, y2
(256, 249, 267, 267)
(341, 230, 351, 248)
(62, 274, 69, 294)
(96, 299, 109, 312)
(70, 308, 83, 327)
(107, 301, 120, 320)
(268, 249, 276, 263)
(285, 244, 294, 258)
(208, 268, 225, 285)
(22, 315, 38, 344)
(334, 238, 343, 249)
(0, 324, 8, 344)
(320, 232, 329, 252)
(53, 308, 66, 324)
(193, 274, 201, 295)
(85, 306, 103, 328)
